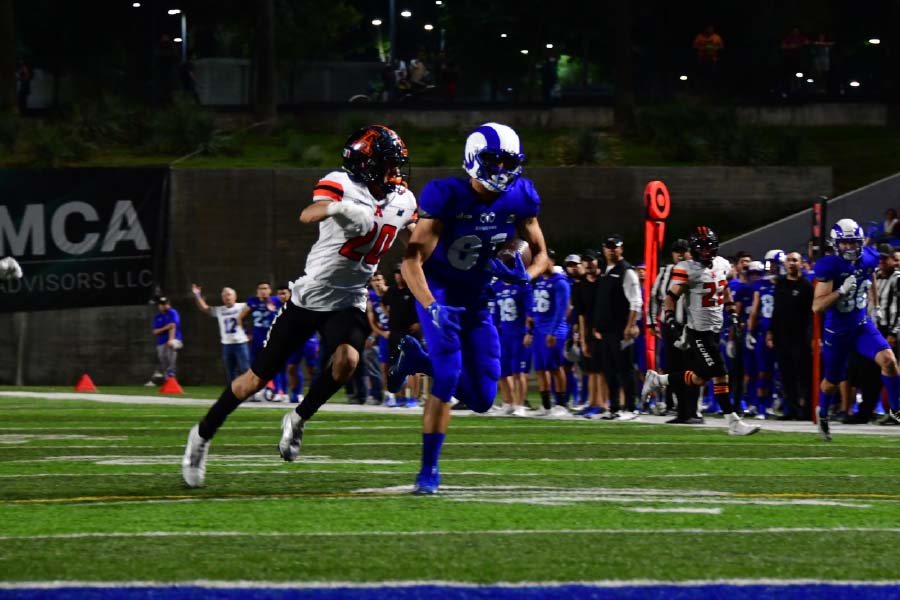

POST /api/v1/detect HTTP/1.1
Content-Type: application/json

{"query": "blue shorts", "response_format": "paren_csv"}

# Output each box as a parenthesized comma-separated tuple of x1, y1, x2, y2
(755, 332, 776, 374)
(500, 332, 530, 377)
(823, 317, 890, 384)
(286, 336, 319, 366)
(533, 334, 564, 371)
(378, 335, 389, 363)
(416, 295, 500, 412)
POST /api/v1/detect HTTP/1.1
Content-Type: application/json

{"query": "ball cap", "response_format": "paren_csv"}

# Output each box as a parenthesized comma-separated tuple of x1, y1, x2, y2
(604, 234, 624, 248)
(878, 243, 894, 258)
(564, 254, 581, 265)
(156, 296, 170, 305)
(671, 238, 690, 252)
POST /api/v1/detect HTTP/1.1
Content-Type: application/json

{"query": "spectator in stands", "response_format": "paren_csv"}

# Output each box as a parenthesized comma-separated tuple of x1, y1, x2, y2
(148, 296, 183, 386)
(811, 33, 835, 94)
(191, 283, 250, 384)
(884, 209, 898, 237)
(409, 49, 430, 88)
(769, 252, 813, 420)
(437, 52, 459, 101)
(781, 27, 810, 94)
(15, 58, 32, 114)
(692, 25, 724, 94)
(593, 234, 642, 420)
(541, 56, 559, 103)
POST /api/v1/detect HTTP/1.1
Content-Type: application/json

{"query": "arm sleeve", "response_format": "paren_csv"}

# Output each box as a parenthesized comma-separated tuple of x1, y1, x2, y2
(622, 269, 643, 313)
(312, 172, 345, 203)
(418, 179, 453, 220)
(551, 279, 570, 332)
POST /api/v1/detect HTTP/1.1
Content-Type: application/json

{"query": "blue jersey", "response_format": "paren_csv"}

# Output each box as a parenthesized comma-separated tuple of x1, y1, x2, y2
(153, 308, 182, 345)
(246, 296, 281, 338)
(751, 278, 776, 332)
(533, 270, 570, 337)
(419, 176, 540, 306)
(368, 288, 389, 331)
(732, 280, 754, 324)
(816, 247, 878, 332)
(491, 278, 533, 336)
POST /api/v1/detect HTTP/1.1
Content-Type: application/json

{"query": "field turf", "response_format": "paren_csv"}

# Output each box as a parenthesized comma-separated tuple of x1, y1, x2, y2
(2, 389, 900, 597)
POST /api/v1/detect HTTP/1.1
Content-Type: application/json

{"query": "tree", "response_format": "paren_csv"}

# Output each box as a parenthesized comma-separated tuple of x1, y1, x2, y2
(0, 0, 16, 113)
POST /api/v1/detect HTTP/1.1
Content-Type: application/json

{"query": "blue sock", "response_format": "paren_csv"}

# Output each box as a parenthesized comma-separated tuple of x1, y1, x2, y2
(566, 369, 577, 403)
(421, 432, 445, 474)
(819, 391, 834, 419)
(882, 375, 900, 411)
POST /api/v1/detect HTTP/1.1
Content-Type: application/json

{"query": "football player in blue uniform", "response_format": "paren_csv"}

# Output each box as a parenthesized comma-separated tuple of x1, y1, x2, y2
(812, 219, 900, 441)
(391, 122, 551, 494)
(733, 261, 763, 411)
(746, 250, 783, 418)
(241, 282, 284, 400)
(530, 251, 572, 416)
(492, 271, 534, 415)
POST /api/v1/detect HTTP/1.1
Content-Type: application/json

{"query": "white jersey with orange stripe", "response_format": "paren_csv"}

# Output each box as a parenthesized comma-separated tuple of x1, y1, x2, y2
(292, 170, 417, 312)
(670, 256, 731, 332)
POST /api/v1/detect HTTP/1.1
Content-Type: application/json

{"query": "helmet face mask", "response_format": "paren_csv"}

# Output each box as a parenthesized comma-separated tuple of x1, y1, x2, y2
(829, 218, 863, 261)
(688, 226, 719, 267)
(342, 125, 410, 193)
(463, 123, 525, 193)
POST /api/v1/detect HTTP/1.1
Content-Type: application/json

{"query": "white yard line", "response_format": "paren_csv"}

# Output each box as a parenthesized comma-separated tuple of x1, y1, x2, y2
(2, 527, 900, 542)
(2, 391, 899, 436)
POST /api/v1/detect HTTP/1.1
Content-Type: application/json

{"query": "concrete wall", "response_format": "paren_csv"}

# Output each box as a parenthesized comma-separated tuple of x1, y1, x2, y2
(720, 172, 900, 259)
(0, 166, 831, 386)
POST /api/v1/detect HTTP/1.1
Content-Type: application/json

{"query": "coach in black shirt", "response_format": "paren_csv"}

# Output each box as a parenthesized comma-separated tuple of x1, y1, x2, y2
(768, 251, 813, 420)
(382, 265, 421, 364)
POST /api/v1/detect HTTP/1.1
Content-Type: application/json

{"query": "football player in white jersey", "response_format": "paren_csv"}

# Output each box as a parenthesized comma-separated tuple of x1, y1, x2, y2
(641, 226, 760, 436)
(182, 125, 418, 487)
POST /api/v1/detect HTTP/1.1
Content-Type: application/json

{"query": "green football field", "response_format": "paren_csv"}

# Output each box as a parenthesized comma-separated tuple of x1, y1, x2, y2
(2, 388, 900, 591)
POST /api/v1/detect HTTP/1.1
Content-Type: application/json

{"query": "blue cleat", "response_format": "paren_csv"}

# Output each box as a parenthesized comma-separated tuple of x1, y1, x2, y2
(387, 335, 430, 394)
(413, 467, 440, 495)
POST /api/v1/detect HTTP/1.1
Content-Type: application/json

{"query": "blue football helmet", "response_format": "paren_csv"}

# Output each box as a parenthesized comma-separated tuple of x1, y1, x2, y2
(829, 218, 864, 261)
(764, 249, 785, 276)
(463, 122, 525, 192)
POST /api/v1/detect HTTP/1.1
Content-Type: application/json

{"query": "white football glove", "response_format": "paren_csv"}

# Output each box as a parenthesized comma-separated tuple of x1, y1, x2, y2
(838, 277, 857, 298)
(326, 201, 374, 237)
(745, 333, 757, 351)
(0, 257, 23, 281)
(726, 340, 737, 359)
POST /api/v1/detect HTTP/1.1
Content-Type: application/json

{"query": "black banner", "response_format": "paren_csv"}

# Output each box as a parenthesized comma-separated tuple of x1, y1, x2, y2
(0, 168, 169, 312)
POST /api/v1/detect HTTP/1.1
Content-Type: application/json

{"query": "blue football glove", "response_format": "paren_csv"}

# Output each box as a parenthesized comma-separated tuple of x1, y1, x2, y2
(489, 252, 529, 284)
(427, 302, 465, 336)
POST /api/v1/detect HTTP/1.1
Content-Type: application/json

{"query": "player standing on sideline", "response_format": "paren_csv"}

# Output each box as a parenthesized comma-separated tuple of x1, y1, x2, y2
(812, 219, 900, 441)
(641, 226, 760, 436)
(182, 125, 417, 487)
(492, 259, 534, 416)
(191, 285, 251, 384)
(367, 272, 395, 405)
(746, 250, 784, 419)
(150, 296, 183, 383)
(530, 250, 572, 416)
(241, 282, 285, 401)
(388, 122, 551, 494)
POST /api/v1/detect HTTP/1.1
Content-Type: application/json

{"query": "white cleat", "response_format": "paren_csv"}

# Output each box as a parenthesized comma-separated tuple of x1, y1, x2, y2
(641, 370, 666, 401)
(278, 410, 305, 462)
(726, 412, 761, 436)
(617, 410, 639, 422)
(549, 405, 570, 417)
(817, 416, 832, 442)
(273, 393, 289, 403)
(512, 405, 529, 417)
(181, 425, 210, 488)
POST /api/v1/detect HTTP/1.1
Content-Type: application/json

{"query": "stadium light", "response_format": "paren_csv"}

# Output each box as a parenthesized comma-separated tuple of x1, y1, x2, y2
(868, 38, 881, 45)
(400, 10, 412, 17)
(500, 33, 508, 38)
(795, 72, 803, 78)
(679, 75, 688, 81)
(546, 43, 554, 49)
(424, 24, 434, 31)
(132, 2, 141, 7)
(167, 8, 180, 14)
(849, 80, 861, 87)
(520, 49, 529, 55)
(371, 19, 382, 26)
(806, 78, 814, 83)
(173, 37, 182, 42)
(435, 0, 443, 4)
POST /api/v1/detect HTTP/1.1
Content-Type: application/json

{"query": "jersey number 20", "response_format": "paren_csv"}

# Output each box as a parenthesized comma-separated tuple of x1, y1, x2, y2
(339, 224, 398, 265)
